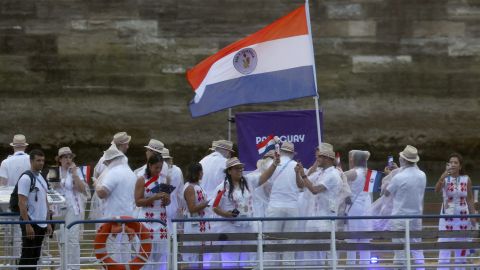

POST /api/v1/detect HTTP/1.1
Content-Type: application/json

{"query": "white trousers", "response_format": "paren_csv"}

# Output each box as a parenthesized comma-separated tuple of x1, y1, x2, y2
(437, 238, 469, 270)
(390, 219, 425, 270)
(57, 205, 82, 270)
(264, 206, 299, 266)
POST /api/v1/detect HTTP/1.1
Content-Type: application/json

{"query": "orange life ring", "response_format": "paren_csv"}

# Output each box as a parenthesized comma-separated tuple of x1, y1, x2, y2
(94, 216, 152, 270)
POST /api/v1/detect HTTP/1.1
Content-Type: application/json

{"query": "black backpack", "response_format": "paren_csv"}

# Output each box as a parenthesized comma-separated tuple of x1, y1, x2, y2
(9, 171, 36, 213)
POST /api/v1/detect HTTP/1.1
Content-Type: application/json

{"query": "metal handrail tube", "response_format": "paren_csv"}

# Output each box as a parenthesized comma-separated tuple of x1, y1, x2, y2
(66, 218, 166, 229)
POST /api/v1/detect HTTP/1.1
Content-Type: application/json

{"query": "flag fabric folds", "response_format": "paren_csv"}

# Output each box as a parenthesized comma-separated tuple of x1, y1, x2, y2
(363, 169, 383, 193)
(256, 135, 276, 156)
(186, 4, 317, 117)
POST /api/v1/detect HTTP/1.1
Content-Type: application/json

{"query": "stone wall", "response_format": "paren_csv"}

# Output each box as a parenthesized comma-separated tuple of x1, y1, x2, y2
(0, 0, 479, 171)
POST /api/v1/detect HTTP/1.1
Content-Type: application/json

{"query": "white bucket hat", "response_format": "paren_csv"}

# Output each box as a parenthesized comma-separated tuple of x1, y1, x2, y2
(318, 142, 335, 159)
(57, 147, 75, 158)
(144, 139, 164, 154)
(10, 134, 28, 147)
(399, 145, 420, 162)
(112, 131, 131, 145)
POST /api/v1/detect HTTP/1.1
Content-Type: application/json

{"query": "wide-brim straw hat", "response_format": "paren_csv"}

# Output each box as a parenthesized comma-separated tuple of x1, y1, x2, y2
(10, 134, 28, 147)
(161, 148, 172, 159)
(209, 140, 219, 151)
(226, 157, 244, 169)
(144, 139, 164, 154)
(318, 142, 335, 159)
(104, 148, 124, 161)
(112, 131, 131, 145)
(399, 145, 420, 162)
(280, 141, 295, 153)
(57, 147, 76, 158)
(215, 140, 235, 152)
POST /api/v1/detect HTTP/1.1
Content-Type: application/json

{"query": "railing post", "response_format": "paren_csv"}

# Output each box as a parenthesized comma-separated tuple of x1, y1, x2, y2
(60, 223, 67, 270)
(330, 219, 337, 270)
(257, 220, 264, 270)
(172, 222, 178, 270)
(404, 219, 411, 270)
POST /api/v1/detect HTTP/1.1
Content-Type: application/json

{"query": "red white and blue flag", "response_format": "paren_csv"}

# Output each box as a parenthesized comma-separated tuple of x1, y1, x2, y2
(186, 4, 317, 117)
(363, 169, 383, 193)
(256, 135, 276, 156)
(79, 165, 92, 185)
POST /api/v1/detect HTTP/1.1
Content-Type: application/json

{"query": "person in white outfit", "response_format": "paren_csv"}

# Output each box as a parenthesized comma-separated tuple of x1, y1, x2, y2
(160, 148, 184, 232)
(434, 152, 476, 270)
(90, 132, 131, 221)
(211, 156, 279, 267)
(0, 134, 31, 258)
(95, 148, 137, 263)
(295, 142, 342, 266)
(384, 145, 426, 269)
(134, 154, 171, 270)
(264, 141, 300, 266)
(199, 140, 234, 198)
(52, 147, 88, 270)
(344, 150, 372, 266)
(249, 150, 275, 218)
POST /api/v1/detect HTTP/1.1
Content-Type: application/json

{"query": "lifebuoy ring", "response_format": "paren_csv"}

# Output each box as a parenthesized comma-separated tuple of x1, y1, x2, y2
(94, 216, 152, 270)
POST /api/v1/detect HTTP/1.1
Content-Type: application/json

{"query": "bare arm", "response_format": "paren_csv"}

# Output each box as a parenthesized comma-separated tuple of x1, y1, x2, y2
(435, 171, 448, 194)
(213, 206, 234, 218)
(302, 175, 326, 195)
(18, 195, 35, 239)
(134, 177, 166, 207)
(184, 185, 208, 214)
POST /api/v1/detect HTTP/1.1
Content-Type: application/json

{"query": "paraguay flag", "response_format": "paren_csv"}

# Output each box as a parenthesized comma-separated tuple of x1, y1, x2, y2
(256, 135, 276, 156)
(363, 169, 383, 193)
(186, 4, 317, 117)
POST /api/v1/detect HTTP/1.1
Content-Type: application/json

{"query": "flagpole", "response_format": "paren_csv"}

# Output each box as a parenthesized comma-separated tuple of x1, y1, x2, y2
(228, 108, 232, 141)
(305, 0, 322, 144)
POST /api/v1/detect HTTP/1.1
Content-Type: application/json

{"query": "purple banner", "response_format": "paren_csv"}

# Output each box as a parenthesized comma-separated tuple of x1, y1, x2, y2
(235, 109, 322, 171)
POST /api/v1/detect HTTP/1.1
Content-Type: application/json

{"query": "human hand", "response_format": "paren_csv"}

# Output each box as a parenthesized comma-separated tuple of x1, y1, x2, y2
(26, 224, 35, 240)
(46, 224, 53, 237)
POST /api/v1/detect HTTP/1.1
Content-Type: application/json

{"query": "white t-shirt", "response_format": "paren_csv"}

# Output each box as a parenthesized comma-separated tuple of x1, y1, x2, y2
(313, 166, 342, 216)
(100, 164, 137, 217)
(0, 151, 31, 186)
(386, 166, 426, 216)
(199, 152, 227, 197)
(17, 172, 49, 227)
(268, 155, 299, 209)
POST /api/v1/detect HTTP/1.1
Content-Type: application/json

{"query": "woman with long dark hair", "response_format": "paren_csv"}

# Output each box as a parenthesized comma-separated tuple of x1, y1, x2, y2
(435, 152, 476, 269)
(212, 156, 279, 267)
(134, 154, 170, 270)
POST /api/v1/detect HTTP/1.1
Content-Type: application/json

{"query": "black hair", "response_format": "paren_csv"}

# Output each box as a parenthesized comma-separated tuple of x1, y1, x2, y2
(224, 167, 249, 201)
(187, 163, 203, 183)
(145, 154, 163, 179)
(29, 149, 45, 161)
(449, 152, 465, 175)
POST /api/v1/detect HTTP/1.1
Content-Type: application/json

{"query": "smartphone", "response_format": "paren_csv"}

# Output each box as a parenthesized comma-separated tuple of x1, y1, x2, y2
(387, 155, 394, 169)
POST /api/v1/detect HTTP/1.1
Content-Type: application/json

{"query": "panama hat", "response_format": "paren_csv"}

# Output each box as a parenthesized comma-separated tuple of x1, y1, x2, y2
(112, 131, 131, 145)
(318, 143, 335, 159)
(226, 157, 244, 169)
(10, 134, 28, 147)
(161, 148, 172, 159)
(144, 139, 164, 154)
(104, 148, 124, 161)
(57, 147, 75, 158)
(399, 145, 420, 162)
(215, 140, 234, 152)
(280, 141, 295, 153)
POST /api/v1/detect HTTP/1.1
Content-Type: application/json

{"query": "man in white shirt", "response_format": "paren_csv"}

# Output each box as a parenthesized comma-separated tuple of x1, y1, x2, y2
(385, 145, 426, 269)
(296, 143, 342, 265)
(93, 131, 131, 179)
(199, 140, 234, 198)
(0, 134, 31, 259)
(17, 149, 52, 270)
(264, 141, 300, 266)
(0, 134, 30, 187)
(95, 148, 137, 263)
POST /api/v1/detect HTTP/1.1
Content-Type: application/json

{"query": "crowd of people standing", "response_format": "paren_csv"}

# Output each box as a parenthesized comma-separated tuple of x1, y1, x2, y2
(0, 132, 477, 269)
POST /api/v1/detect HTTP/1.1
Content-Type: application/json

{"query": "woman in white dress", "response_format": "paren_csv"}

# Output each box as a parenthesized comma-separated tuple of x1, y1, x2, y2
(134, 155, 170, 270)
(435, 153, 476, 270)
(54, 147, 88, 270)
(343, 150, 372, 266)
